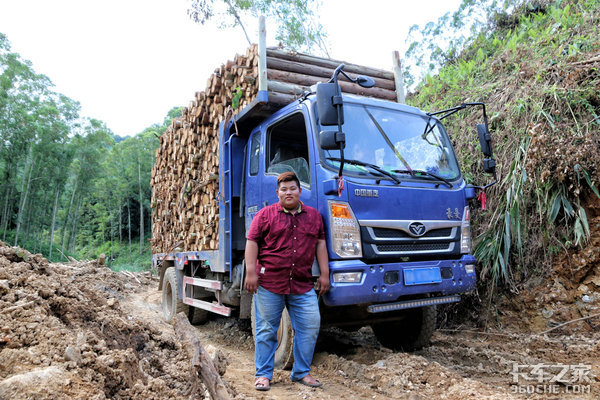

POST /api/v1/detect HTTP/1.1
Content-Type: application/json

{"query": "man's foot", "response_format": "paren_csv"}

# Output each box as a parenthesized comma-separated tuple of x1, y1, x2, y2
(254, 377, 271, 391)
(292, 374, 323, 388)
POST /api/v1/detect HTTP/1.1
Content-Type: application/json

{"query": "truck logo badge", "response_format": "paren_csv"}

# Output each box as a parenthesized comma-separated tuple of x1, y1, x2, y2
(408, 222, 426, 237)
(354, 189, 378, 198)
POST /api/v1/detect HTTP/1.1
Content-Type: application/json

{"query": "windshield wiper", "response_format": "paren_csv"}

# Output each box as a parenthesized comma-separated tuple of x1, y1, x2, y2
(393, 169, 453, 188)
(327, 157, 401, 184)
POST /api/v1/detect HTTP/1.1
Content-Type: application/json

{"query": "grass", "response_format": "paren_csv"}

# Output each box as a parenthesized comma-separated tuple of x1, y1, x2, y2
(408, 0, 600, 291)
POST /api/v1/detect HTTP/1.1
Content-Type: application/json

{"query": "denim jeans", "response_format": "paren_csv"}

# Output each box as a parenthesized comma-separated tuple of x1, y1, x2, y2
(254, 286, 320, 381)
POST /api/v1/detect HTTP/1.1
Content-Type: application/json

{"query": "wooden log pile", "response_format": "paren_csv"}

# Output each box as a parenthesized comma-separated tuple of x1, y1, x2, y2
(151, 45, 397, 253)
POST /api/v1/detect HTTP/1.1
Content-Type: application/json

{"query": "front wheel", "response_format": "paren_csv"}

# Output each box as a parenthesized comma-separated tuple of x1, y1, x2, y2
(371, 305, 436, 351)
(251, 296, 294, 370)
(162, 267, 187, 323)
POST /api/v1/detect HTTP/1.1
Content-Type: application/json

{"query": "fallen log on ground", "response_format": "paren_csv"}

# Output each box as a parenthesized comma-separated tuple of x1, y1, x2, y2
(174, 313, 231, 400)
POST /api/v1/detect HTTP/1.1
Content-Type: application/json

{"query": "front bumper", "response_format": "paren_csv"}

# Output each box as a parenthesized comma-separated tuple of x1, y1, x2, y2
(323, 255, 476, 306)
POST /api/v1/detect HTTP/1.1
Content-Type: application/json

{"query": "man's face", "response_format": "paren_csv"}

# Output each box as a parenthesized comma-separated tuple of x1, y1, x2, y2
(277, 180, 301, 210)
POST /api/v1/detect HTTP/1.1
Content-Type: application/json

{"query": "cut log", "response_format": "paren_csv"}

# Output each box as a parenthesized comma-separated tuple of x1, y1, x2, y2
(174, 313, 232, 400)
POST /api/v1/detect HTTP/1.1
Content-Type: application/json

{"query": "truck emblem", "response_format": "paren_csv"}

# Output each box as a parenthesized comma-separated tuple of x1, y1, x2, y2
(354, 189, 378, 198)
(408, 222, 426, 236)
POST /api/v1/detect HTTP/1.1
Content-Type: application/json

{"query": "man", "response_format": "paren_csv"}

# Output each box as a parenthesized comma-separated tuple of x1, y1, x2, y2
(244, 171, 330, 391)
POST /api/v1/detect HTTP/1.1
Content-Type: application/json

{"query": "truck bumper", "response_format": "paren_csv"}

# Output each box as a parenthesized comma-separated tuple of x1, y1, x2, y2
(322, 255, 477, 306)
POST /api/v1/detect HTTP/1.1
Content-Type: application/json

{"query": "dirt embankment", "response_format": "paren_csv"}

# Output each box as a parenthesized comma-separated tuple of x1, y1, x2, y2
(0, 243, 195, 399)
(1, 239, 599, 400)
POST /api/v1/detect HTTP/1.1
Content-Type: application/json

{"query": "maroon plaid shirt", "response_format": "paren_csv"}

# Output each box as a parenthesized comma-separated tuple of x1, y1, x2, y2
(247, 202, 325, 294)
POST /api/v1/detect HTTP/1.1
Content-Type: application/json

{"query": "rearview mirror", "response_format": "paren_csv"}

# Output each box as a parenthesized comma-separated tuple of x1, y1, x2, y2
(316, 82, 343, 126)
(320, 131, 345, 150)
(483, 158, 496, 174)
(477, 123, 492, 157)
(356, 75, 375, 88)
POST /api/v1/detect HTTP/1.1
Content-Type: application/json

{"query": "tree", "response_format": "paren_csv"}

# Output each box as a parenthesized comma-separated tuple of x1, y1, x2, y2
(188, 0, 329, 56)
(404, 0, 523, 89)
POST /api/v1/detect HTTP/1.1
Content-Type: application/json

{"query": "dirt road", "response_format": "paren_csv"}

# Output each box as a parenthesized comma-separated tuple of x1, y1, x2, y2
(1, 242, 598, 399)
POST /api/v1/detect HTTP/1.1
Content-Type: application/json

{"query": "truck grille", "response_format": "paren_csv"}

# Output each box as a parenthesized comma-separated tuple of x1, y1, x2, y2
(376, 243, 451, 252)
(360, 225, 460, 260)
(372, 227, 453, 239)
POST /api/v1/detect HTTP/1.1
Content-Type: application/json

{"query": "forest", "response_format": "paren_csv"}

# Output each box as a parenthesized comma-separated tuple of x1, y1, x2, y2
(0, 32, 181, 269)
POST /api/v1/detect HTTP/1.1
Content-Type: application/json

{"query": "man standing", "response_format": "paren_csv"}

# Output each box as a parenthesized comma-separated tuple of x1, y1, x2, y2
(244, 171, 330, 391)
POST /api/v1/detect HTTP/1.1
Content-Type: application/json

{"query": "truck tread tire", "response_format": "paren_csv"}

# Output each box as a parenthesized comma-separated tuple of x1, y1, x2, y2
(371, 305, 436, 351)
(188, 305, 209, 325)
(251, 296, 294, 370)
(162, 267, 188, 323)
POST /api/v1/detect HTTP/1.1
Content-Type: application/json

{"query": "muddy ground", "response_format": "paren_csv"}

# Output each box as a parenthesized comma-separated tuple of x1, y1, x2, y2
(1, 239, 599, 400)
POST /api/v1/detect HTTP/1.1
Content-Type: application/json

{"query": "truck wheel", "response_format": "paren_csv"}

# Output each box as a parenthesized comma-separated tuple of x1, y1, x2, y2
(162, 267, 187, 323)
(188, 305, 209, 325)
(371, 305, 436, 351)
(251, 296, 294, 370)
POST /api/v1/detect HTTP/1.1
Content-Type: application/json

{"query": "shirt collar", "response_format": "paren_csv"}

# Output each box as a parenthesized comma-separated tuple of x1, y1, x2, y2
(279, 201, 303, 214)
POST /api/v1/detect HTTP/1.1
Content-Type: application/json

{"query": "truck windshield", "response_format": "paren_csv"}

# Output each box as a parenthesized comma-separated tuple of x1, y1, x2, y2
(319, 103, 461, 182)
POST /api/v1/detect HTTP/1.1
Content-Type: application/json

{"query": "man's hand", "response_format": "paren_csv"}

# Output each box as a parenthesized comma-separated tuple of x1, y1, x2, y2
(316, 274, 330, 295)
(244, 269, 259, 294)
(244, 240, 259, 294)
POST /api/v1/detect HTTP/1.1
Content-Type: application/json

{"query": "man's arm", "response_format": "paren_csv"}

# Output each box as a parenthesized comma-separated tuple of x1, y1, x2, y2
(315, 239, 330, 295)
(244, 240, 259, 294)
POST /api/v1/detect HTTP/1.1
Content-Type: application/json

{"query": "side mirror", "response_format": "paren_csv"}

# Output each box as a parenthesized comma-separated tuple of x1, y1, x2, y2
(483, 158, 496, 174)
(316, 82, 343, 126)
(320, 131, 345, 150)
(356, 75, 375, 88)
(477, 123, 492, 157)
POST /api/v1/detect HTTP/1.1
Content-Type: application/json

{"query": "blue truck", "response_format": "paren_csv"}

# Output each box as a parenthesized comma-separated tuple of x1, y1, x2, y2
(153, 59, 496, 368)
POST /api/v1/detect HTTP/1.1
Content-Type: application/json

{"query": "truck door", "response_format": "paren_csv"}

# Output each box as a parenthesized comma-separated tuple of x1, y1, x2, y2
(260, 110, 316, 209)
(244, 129, 262, 234)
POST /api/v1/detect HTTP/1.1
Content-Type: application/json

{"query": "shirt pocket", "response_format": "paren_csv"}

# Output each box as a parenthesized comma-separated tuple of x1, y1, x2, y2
(299, 224, 319, 239)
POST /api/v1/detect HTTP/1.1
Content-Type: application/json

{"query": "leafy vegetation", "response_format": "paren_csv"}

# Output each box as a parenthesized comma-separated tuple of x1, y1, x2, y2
(0, 33, 179, 271)
(187, 0, 329, 55)
(407, 0, 600, 292)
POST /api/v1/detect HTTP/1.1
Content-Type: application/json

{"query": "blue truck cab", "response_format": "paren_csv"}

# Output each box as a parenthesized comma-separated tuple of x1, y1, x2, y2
(154, 64, 496, 364)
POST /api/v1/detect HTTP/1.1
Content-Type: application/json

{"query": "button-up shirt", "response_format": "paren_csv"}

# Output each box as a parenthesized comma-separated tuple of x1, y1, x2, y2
(247, 202, 325, 294)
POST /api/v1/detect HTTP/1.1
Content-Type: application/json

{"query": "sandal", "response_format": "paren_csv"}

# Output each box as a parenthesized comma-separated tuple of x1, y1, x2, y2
(254, 376, 271, 391)
(292, 374, 323, 388)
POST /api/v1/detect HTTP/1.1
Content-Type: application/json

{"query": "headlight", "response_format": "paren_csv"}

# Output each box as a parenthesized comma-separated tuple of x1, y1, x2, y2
(328, 201, 362, 258)
(332, 272, 363, 283)
(460, 206, 471, 253)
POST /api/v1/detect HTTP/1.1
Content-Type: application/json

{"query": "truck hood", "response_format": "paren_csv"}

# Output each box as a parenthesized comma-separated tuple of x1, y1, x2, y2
(345, 180, 467, 222)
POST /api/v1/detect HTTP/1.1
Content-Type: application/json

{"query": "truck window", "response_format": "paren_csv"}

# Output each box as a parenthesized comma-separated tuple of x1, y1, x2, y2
(266, 113, 310, 186)
(249, 133, 260, 176)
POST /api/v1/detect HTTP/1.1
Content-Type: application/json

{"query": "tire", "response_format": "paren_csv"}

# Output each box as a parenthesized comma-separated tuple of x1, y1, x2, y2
(251, 296, 294, 370)
(371, 305, 437, 351)
(188, 305, 209, 325)
(162, 267, 188, 323)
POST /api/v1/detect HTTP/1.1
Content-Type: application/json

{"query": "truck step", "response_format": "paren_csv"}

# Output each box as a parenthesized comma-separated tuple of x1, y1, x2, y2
(183, 297, 231, 317)
(183, 276, 223, 290)
(182, 276, 231, 317)
(367, 295, 461, 313)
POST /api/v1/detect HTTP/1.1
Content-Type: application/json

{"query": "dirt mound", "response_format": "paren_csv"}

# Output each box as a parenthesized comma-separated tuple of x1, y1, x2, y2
(0, 242, 195, 400)
(497, 211, 600, 335)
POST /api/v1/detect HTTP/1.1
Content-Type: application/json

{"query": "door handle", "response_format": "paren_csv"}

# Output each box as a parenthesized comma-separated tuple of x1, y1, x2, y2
(262, 201, 269, 207)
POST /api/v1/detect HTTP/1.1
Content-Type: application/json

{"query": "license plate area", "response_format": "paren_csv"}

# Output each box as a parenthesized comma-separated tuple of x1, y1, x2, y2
(403, 267, 442, 285)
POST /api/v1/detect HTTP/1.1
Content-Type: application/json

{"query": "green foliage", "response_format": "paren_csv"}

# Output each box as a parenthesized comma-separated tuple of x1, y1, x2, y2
(408, 0, 600, 290)
(188, 0, 329, 55)
(0, 32, 176, 266)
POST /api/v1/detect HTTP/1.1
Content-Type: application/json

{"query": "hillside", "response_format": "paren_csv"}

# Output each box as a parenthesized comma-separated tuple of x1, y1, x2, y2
(407, 0, 600, 330)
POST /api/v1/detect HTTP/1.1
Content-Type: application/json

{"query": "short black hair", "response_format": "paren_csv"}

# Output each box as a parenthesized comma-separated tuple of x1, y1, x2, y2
(277, 171, 300, 188)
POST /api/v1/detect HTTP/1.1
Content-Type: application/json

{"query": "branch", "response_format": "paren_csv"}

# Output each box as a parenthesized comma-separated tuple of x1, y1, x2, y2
(223, 0, 252, 45)
(537, 312, 600, 335)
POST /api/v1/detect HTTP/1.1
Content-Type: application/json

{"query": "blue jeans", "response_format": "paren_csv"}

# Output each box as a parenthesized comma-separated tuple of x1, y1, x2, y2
(254, 286, 320, 381)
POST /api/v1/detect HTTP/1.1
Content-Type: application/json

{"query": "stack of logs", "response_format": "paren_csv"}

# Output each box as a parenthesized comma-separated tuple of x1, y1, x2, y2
(150, 45, 398, 253)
